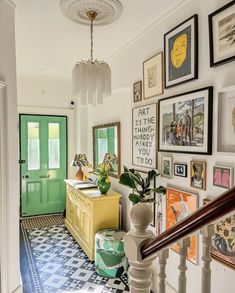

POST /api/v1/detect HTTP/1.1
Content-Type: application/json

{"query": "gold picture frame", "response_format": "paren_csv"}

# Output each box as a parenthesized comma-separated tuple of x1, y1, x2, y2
(190, 160, 206, 190)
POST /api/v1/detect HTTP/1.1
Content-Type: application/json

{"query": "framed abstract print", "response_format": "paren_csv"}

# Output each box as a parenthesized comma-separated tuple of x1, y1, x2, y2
(190, 160, 206, 191)
(132, 104, 157, 169)
(161, 155, 173, 178)
(164, 14, 198, 88)
(213, 165, 233, 189)
(174, 163, 188, 177)
(143, 52, 163, 99)
(217, 86, 235, 153)
(133, 80, 142, 103)
(209, 1, 235, 67)
(166, 187, 198, 264)
(204, 199, 235, 269)
(158, 87, 213, 155)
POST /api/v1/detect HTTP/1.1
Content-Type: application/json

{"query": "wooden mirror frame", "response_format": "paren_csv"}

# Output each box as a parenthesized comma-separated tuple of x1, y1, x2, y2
(92, 122, 121, 178)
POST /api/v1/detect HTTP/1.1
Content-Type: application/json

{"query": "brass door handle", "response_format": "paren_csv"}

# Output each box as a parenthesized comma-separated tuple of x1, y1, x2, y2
(39, 174, 50, 178)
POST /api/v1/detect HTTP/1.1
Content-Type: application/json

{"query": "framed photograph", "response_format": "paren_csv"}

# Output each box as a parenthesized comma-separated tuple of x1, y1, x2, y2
(143, 52, 163, 99)
(213, 165, 234, 189)
(164, 14, 198, 88)
(190, 160, 206, 190)
(166, 187, 198, 264)
(209, 1, 235, 67)
(132, 104, 157, 169)
(174, 163, 188, 177)
(158, 87, 213, 155)
(204, 199, 235, 269)
(133, 80, 142, 103)
(161, 155, 173, 178)
(217, 86, 235, 153)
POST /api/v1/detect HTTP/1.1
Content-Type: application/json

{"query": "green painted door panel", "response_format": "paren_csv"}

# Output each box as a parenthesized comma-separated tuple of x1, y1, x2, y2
(20, 115, 67, 216)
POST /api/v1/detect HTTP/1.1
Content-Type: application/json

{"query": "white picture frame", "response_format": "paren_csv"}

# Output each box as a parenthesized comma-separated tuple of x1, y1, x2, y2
(161, 155, 173, 178)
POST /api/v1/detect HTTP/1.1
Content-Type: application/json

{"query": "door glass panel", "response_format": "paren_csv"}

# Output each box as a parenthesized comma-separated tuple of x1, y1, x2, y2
(48, 123, 60, 169)
(28, 122, 40, 170)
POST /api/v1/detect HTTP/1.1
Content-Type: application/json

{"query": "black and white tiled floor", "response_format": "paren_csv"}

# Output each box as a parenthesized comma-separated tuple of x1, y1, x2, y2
(20, 224, 129, 293)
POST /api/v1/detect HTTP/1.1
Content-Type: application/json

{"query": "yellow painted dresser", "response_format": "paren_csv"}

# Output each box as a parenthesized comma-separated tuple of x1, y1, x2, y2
(64, 180, 121, 261)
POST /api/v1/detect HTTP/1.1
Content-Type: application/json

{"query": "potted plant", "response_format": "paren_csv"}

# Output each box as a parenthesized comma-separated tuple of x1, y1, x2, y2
(93, 163, 111, 194)
(119, 166, 165, 204)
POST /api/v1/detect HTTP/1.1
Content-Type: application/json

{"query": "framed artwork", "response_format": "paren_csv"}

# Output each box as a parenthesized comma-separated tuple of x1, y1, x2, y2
(174, 163, 188, 177)
(155, 192, 166, 236)
(132, 104, 157, 169)
(217, 86, 235, 153)
(203, 199, 235, 269)
(164, 14, 198, 88)
(166, 187, 198, 264)
(213, 165, 233, 189)
(143, 52, 163, 99)
(161, 155, 173, 178)
(190, 160, 206, 190)
(158, 87, 213, 155)
(209, 1, 235, 67)
(133, 80, 142, 103)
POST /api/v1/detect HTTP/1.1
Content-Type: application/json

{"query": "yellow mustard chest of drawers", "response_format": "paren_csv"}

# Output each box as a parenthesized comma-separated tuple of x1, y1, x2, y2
(65, 180, 121, 261)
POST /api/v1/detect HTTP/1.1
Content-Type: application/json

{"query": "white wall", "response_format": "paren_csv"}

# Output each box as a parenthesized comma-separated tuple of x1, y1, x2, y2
(84, 0, 235, 292)
(0, 0, 21, 292)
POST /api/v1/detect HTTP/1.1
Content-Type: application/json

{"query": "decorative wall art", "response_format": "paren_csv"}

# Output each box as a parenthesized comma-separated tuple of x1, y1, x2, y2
(161, 155, 173, 178)
(209, 1, 235, 67)
(133, 80, 142, 103)
(174, 163, 188, 177)
(213, 165, 233, 189)
(155, 192, 166, 236)
(164, 14, 198, 88)
(190, 160, 206, 190)
(143, 52, 163, 99)
(166, 187, 198, 264)
(203, 199, 235, 269)
(132, 104, 157, 169)
(158, 87, 213, 155)
(217, 86, 235, 153)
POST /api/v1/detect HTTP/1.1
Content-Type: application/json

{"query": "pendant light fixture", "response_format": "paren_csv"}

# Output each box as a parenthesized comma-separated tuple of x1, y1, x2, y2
(59, 0, 123, 106)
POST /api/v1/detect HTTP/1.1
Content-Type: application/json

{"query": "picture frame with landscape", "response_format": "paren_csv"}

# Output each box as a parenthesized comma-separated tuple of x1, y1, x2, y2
(161, 155, 173, 178)
(209, 1, 235, 67)
(164, 14, 198, 88)
(158, 87, 213, 155)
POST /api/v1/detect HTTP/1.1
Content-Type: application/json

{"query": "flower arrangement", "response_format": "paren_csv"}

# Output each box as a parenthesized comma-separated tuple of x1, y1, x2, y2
(93, 163, 111, 194)
(119, 166, 166, 204)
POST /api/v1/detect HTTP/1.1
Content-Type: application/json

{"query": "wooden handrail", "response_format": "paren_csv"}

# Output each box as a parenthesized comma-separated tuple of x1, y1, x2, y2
(140, 186, 235, 260)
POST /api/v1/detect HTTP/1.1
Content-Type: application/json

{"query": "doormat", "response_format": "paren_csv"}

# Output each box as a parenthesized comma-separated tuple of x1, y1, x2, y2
(20, 214, 64, 230)
(20, 224, 129, 293)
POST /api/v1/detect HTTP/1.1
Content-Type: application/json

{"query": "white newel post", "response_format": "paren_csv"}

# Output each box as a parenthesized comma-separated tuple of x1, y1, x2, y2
(124, 203, 156, 293)
(177, 237, 190, 293)
(158, 248, 169, 293)
(200, 224, 215, 293)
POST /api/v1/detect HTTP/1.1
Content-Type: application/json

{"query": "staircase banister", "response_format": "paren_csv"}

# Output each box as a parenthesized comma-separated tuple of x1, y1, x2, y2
(140, 186, 235, 260)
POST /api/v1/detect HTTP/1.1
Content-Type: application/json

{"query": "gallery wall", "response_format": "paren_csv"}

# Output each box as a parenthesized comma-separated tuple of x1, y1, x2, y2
(86, 0, 235, 292)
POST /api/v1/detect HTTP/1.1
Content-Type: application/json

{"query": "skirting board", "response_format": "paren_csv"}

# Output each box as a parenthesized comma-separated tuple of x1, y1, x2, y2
(152, 271, 177, 293)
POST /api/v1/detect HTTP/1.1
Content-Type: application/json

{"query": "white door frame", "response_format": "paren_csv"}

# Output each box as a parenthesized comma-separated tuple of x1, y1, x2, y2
(0, 81, 9, 292)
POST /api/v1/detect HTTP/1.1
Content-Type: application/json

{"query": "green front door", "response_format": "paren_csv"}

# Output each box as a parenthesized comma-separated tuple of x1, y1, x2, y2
(20, 115, 67, 217)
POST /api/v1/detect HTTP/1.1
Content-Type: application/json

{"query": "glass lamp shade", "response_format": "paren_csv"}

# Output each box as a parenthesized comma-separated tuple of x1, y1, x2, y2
(72, 60, 111, 106)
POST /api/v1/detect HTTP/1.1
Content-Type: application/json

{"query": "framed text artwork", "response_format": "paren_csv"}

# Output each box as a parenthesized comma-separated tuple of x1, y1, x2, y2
(143, 52, 163, 99)
(158, 87, 213, 155)
(174, 163, 188, 177)
(132, 104, 157, 169)
(204, 199, 235, 269)
(209, 1, 235, 67)
(166, 187, 198, 265)
(133, 80, 142, 103)
(164, 14, 198, 88)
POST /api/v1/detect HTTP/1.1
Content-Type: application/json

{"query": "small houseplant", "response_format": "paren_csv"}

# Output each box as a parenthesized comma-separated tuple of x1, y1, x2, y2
(93, 163, 111, 194)
(119, 166, 165, 204)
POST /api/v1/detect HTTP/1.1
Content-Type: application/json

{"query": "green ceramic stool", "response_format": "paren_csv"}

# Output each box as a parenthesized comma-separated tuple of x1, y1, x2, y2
(95, 228, 128, 278)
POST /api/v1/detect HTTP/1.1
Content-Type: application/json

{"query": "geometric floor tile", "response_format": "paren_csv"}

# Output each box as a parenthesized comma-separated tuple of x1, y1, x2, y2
(20, 223, 129, 293)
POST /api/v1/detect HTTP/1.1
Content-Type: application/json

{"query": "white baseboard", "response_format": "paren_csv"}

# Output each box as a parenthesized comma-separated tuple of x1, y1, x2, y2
(151, 271, 177, 293)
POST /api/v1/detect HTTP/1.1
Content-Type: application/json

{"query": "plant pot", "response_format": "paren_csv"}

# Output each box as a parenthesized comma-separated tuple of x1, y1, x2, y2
(98, 177, 111, 194)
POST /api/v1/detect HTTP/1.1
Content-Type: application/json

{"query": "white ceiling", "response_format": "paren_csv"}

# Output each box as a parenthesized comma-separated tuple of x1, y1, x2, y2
(15, 0, 186, 82)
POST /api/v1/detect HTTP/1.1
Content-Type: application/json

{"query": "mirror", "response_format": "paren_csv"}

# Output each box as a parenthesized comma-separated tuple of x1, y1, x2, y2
(93, 122, 121, 178)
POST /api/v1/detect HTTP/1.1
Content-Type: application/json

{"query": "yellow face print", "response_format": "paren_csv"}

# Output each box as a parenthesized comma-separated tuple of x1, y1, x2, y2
(171, 34, 188, 68)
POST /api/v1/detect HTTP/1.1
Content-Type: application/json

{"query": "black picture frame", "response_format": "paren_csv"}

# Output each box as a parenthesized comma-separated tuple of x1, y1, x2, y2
(133, 80, 142, 103)
(209, 1, 235, 67)
(174, 163, 188, 177)
(164, 14, 198, 89)
(158, 86, 213, 155)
